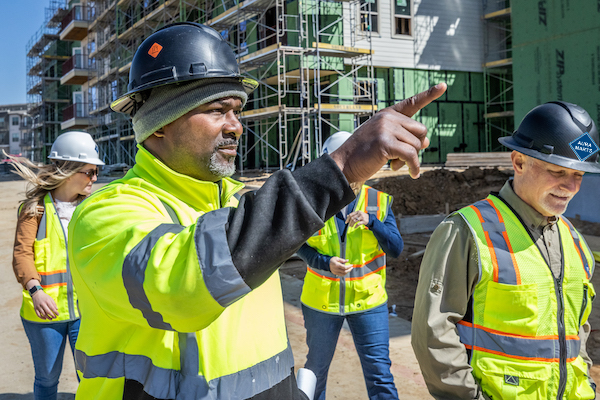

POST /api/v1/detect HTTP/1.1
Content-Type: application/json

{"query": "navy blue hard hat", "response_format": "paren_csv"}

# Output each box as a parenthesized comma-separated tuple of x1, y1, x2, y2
(111, 22, 258, 116)
(499, 101, 600, 173)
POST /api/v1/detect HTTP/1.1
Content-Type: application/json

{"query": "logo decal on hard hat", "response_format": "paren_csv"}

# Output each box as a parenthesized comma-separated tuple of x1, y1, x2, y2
(569, 132, 600, 161)
(148, 43, 163, 58)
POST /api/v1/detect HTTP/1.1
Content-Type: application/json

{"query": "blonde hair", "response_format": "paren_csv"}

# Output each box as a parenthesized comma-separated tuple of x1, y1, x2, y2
(6, 153, 88, 217)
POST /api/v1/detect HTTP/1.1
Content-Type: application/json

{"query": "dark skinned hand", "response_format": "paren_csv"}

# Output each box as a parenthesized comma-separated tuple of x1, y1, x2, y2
(329, 83, 447, 184)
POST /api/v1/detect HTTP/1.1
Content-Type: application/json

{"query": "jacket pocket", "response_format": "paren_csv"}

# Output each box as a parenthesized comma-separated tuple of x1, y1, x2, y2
(566, 357, 596, 400)
(301, 271, 337, 312)
(579, 281, 595, 326)
(475, 358, 551, 400)
(484, 281, 538, 336)
(350, 274, 385, 311)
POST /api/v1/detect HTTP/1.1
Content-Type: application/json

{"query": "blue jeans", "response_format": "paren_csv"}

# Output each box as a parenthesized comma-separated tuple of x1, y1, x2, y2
(22, 318, 80, 400)
(302, 303, 398, 400)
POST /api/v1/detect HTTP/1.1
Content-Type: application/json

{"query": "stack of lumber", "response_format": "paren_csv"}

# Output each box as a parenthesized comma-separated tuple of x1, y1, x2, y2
(445, 152, 513, 168)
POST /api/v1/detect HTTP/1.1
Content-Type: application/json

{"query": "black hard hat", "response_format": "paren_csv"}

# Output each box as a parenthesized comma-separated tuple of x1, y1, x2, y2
(499, 101, 600, 173)
(110, 22, 258, 116)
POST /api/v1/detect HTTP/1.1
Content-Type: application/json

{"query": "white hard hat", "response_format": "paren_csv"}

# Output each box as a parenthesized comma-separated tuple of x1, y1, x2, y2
(322, 131, 353, 155)
(48, 131, 105, 165)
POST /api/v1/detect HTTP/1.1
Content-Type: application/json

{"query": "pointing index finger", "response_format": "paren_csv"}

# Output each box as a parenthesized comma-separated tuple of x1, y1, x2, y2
(390, 82, 447, 118)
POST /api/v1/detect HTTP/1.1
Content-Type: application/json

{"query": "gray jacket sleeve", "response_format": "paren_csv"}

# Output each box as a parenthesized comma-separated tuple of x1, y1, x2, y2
(411, 214, 485, 400)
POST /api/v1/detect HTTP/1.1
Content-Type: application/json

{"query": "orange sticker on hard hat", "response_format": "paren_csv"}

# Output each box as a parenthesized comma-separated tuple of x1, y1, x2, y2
(148, 43, 163, 58)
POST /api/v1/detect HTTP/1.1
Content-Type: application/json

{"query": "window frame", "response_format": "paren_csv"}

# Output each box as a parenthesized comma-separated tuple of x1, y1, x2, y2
(359, 0, 380, 35)
(391, 0, 413, 39)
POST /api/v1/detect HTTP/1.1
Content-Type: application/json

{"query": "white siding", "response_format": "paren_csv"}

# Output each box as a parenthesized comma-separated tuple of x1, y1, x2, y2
(344, 0, 484, 72)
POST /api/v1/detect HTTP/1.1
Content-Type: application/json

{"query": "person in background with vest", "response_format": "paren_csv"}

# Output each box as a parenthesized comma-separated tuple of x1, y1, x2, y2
(67, 22, 446, 400)
(10, 131, 104, 400)
(412, 101, 600, 400)
(297, 131, 402, 400)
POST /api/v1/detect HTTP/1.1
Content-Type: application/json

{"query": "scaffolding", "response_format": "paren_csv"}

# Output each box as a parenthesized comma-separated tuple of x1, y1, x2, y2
(196, 0, 374, 171)
(481, 0, 513, 152)
(26, 0, 70, 162)
(49, 0, 374, 168)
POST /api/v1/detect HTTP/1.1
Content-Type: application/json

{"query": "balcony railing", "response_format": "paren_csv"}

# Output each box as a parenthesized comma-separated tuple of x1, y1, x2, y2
(62, 54, 90, 75)
(61, 6, 93, 30)
(62, 103, 88, 121)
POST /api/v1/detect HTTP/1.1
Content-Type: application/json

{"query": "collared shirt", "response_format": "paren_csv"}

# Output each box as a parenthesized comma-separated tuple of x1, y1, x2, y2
(500, 179, 562, 278)
(411, 179, 593, 400)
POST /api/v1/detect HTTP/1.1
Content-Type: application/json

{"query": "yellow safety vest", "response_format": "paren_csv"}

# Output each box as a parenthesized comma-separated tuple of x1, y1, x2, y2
(456, 195, 596, 399)
(301, 186, 391, 314)
(20, 193, 79, 323)
(68, 145, 291, 399)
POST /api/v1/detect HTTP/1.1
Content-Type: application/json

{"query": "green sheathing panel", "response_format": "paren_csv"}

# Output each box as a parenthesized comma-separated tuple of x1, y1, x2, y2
(470, 73, 484, 103)
(376, 68, 389, 110)
(463, 103, 483, 153)
(438, 103, 464, 159)
(512, 1, 600, 125)
(387, 68, 484, 164)
(420, 103, 440, 164)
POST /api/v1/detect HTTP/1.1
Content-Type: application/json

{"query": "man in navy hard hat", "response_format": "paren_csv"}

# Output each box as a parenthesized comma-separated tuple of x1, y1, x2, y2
(412, 101, 600, 400)
(68, 22, 446, 399)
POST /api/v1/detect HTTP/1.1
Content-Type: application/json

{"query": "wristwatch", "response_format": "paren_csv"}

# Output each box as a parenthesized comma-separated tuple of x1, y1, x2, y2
(28, 285, 43, 296)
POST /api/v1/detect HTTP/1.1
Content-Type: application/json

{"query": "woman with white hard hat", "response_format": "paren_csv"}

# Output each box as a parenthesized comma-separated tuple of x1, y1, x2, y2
(298, 131, 403, 400)
(9, 131, 104, 400)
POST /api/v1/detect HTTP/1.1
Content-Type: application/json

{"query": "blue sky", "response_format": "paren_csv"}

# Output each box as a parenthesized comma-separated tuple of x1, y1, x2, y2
(0, 1, 47, 105)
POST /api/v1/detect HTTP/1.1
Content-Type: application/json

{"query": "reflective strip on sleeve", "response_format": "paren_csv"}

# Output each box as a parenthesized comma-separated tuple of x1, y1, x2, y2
(457, 321, 581, 362)
(194, 209, 251, 307)
(123, 223, 185, 330)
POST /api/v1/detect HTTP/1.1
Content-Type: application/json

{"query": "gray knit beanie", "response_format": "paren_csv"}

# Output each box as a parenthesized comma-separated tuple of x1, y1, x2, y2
(132, 79, 248, 143)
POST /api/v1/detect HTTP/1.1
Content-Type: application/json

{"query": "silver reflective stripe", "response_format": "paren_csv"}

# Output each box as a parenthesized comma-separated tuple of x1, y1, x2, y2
(473, 200, 519, 285)
(39, 271, 68, 286)
(562, 217, 591, 279)
(178, 342, 294, 400)
(194, 209, 251, 307)
(456, 212, 484, 286)
(77, 342, 294, 400)
(75, 349, 179, 398)
(457, 323, 581, 361)
(366, 187, 379, 217)
(348, 255, 386, 279)
(123, 223, 185, 330)
(161, 200, 180, 224)
(36, 209, 46, 240)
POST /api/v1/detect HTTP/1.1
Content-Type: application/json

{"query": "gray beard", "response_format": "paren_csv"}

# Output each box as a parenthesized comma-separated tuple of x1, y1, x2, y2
(208, 151, 236, 178)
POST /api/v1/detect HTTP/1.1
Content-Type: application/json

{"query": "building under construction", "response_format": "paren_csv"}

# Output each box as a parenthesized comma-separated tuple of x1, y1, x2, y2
(27, 0, 599, 169)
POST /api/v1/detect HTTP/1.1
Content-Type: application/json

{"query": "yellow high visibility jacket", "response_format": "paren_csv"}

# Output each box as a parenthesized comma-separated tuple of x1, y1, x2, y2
(20, 193, 79, 322)
(301, 186, 391, 314)
(68, 146, 292, 399)
(456, 195, 596, 399)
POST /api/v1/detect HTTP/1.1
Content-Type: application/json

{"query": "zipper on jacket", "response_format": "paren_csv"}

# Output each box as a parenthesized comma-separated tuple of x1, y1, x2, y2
(50, 194, 77, 320)
(554, 275, 567, 400)
(339, 231, 346, 317)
